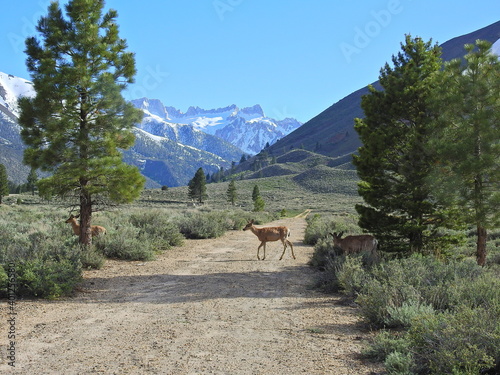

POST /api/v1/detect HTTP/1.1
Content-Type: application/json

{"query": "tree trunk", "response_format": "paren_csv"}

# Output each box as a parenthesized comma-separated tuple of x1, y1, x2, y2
(79, 190, 93, 246)
(476, 226, 487, 266)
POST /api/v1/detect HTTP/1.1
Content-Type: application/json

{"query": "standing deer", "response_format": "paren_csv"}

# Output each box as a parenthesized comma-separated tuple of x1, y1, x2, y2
(65, 214, 107, 237)
(330, 232, 378, 256)
(243, 219, 295, 260)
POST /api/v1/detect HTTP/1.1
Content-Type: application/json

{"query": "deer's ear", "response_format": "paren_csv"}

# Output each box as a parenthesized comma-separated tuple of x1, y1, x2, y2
(249, 219, 254, 224)
(338, 231, 344, 237)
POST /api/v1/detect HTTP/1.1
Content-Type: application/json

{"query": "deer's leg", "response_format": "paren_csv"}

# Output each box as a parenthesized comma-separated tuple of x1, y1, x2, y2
(257, 242, 265, 260)
(279, 239, 287, 260)
(287, 240, 296, 259)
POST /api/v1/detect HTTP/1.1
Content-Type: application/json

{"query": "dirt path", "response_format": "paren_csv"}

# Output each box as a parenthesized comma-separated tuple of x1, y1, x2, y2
(1, 217, 381, 374)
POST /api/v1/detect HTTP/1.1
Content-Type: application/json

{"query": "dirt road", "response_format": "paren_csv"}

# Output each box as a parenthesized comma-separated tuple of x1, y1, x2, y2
(1, 217, 381, 374)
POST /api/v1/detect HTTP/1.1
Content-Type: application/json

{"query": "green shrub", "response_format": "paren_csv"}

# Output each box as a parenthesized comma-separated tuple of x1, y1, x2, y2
(356, 262, 422, 327)
(363, 330, 411, 362)
(356, 255, 500, 374)
(80, 245, 105, 269)
(354, 256, 498, 327)
(16, 254, 81, 299)
(313, 253, 346, 292)
(447, 270, 500, 311)
(304, 214, 330, 245)
(308, 237, 338, 269)
(409, 306, 499, 374)
(384, 351, 413, 375)
(385, 301, 435, 328)
(129, 210, 184, 249)
(178, 210, 233, 239)
(337, 256, 371, 298)
(98, 226, 156, 261)
(0, 265, 8, 297)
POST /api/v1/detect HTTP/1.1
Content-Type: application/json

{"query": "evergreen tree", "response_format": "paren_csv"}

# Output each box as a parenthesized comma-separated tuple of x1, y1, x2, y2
(188, 167, 207, 203)
(253, 196, 265, 212)
(353, 35, 445, 254)
(19, 0, 144, 245)
(226, 179, 237, 206)
(252, 185, 260, 202)
(430, 40, 500, 266)
(0, 164, 9, 204)
(27, 167, 38, 195)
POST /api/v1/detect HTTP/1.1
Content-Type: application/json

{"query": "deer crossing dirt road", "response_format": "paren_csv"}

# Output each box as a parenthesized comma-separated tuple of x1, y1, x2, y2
(0, 217, 381, 374)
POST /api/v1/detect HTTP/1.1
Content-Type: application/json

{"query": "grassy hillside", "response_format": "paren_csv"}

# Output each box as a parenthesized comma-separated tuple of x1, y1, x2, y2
(121, 174, 358, 217)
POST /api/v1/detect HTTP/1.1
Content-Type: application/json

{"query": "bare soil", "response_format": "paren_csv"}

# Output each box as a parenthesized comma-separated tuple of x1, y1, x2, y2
(1, 217, 382, 374)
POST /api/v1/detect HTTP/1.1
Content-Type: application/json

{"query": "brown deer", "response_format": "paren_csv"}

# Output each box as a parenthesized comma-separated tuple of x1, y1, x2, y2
(243, 219, 295, 260)
(65, 214, 107, 237)
(330, 231, 378, 256)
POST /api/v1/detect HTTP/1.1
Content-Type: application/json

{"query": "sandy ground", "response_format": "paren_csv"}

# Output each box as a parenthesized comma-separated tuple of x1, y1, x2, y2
(1, 216, 382, 374)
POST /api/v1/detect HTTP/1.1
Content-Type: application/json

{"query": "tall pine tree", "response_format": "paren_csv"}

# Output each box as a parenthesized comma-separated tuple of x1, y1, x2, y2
(188, 167, 207, 204)
(353, 35, 445, 254)
(19, 0, 145, 245)
(226, 179, 237, 206)
(27, 167, 38, 196)
(430, 40, 500, 266)
(0, 164, 8, 204)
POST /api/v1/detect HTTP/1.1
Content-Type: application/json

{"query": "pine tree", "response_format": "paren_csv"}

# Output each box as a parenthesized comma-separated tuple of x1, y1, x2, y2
(188, 167, 207, 204)
(430, 40, 500, 266)
(0, 164, 9, 204)
(19, 0, 145, 245)
(27, 167, 38, 195)
(252, 185, 260, 202)
(226, 179, 237, 206)
(253, 196, 265, 212)
(353, 35, 445, 254)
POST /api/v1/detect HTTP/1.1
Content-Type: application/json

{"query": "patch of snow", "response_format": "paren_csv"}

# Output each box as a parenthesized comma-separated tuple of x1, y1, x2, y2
(492, 38, 500, 57)
(0, 72, 36, 117)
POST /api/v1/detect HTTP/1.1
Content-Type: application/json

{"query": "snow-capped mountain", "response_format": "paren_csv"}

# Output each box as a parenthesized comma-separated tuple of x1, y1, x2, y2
(0, 72, 35, 120)
(493, 37, 500, 56)
(131, 98, 302, 155)
(0, 72, 242, 187)
(0, 72, 37, 183)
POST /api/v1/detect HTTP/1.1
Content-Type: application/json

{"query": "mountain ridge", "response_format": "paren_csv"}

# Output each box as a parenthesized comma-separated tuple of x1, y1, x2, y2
(268, 20, 500, 159)
(131, 98, 302, 155)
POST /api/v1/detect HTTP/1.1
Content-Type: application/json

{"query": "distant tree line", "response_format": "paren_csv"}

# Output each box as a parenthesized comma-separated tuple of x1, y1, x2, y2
(187, 167, 266, 211)
(0, 165, 38, 201)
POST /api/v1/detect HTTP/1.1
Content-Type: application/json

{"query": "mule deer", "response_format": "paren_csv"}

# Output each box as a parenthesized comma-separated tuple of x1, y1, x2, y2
(330, 232, 378, 256)
(243, 220, 295, 260)
(65, 214, 107, 237)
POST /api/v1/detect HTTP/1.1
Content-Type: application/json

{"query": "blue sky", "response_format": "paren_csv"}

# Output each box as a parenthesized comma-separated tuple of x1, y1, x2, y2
(2, 0, 499, 122)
